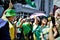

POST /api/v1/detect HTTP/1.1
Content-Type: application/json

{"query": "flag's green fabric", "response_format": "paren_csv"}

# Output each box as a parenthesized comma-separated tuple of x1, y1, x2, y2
(22, 22, 31, 35)
(25, 0, 36, 7)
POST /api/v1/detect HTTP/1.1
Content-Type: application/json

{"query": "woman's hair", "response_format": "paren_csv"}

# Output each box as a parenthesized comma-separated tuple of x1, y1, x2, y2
(6, 16, 11, 18)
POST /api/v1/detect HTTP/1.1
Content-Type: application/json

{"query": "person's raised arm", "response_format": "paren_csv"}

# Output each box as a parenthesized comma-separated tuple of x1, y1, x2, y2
(8, 0, 13, 9)
(33, 16, 38, 25)
(3, 0, 13, 14)
(53, 27, 58, 38)
(19, 19, 26, 28)
(49, 28, 55, 40)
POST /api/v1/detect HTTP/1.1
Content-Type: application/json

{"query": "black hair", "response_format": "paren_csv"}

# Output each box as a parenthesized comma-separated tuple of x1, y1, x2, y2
(6, 16, 10, 18)
(51, 16, 55, 27)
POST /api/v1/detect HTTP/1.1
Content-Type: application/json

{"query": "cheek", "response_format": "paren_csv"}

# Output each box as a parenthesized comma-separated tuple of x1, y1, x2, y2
(42, 21, 45, 23)
(11, 17, 14, 20)
(42, 21, 44, 23)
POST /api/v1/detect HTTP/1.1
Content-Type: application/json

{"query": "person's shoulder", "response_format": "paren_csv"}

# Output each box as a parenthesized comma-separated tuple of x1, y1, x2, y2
(0, 18, 8, 28)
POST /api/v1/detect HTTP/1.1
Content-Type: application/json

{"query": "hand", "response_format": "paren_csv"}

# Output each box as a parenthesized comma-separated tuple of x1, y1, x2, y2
(9, 0, 13, 8)
(21, 19, 26, 23)
(33, 16, 37, 19)
(19, 19, 26, 28)
(19, 18, 23, 21)
(9, 3, 13, 9)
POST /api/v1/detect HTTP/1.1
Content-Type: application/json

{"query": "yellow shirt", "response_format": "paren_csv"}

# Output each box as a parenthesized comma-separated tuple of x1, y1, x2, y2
(9, 21, 15, 40)
(1, 14, 15, 40)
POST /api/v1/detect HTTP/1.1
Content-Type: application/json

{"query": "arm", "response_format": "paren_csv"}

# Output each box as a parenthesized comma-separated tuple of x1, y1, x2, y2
(49, 28, 55, 40)
(3, 0, 13, 14)
(19, 19, 26, 28)
(1, 0, 13, 19)
(19, 21, 23, 28)
(53, 27, 58, 37)
(34, 16, 38, 25)
(8, 0, 13, 9)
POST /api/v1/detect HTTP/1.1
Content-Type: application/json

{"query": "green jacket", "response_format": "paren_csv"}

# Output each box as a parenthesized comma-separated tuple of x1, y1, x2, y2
(32, 25, 49, 40)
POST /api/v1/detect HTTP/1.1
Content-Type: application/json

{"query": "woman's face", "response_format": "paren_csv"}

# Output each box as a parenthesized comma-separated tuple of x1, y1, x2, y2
(42, 18, 47, 25)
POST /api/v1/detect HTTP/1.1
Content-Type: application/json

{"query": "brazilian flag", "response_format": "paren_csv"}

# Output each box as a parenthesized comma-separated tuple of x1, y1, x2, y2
(22, 22, 32, 35)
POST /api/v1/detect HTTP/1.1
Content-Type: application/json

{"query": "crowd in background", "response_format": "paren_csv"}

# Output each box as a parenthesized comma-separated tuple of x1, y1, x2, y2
(0, 0, 60, 40)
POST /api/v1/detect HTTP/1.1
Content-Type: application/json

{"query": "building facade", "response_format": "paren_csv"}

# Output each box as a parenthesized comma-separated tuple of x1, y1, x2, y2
(35, 0, 53, 15)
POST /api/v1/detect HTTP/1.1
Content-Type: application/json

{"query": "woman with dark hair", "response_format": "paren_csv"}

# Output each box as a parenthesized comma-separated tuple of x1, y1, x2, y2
(39, 17, 50, 40)
(32, 16, 40, 40)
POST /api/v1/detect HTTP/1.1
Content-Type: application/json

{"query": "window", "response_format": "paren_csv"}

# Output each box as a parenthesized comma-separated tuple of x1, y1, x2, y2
(40, 0, 45, 11)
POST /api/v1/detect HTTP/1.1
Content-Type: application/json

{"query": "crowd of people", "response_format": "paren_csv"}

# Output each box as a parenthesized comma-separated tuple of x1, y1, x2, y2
(0, 0, 60, 40)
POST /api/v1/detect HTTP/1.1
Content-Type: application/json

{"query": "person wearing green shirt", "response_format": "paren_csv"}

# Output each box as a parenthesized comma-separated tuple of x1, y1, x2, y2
(16, 18, 24, 40)
(20, 17, 33, 40)
(32, 16, 41, 40)
(39, 17, 50, 40)
(32, 16, 50, 40)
